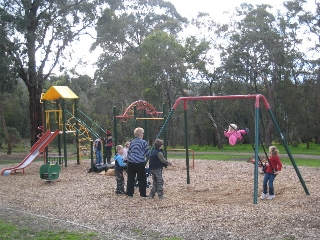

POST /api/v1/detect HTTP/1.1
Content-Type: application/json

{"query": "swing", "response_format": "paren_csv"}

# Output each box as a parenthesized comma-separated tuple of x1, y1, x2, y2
(193, 102, 247, 146)
(240, 104, 270, 173)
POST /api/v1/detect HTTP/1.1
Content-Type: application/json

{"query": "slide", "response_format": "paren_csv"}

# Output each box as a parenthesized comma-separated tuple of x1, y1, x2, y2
(1, 129, 59, 176)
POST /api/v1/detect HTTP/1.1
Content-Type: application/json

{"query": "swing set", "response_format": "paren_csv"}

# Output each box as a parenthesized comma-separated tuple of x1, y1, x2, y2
(154, 94, 310, 204)
(194, 100, 276, 173)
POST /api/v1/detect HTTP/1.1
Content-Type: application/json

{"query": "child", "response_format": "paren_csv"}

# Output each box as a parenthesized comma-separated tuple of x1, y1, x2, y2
(223, 124, 248, 146)
(114, 145, 127, 194)
(104, 131, 113, 164)
(122, 141, 130, 163)
(149, 139, 172, 199)
(260, 146, 283, 200)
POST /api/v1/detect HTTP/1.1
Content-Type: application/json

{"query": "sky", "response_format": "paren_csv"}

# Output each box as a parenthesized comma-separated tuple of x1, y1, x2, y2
(66, 0, 316, 78)
(167, 0, 284, 21)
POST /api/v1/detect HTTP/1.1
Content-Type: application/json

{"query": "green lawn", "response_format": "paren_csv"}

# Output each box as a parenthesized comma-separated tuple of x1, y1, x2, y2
(166, 143, 320, 168)
(0, 220, 99, 240)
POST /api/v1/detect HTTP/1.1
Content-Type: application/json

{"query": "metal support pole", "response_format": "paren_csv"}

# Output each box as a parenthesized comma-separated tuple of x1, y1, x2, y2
(253, 106, 260, 204)
(163, 104, 167, 158)
(113, 106, 117, 154)
(90, 140, 94, 170)
(62, 99, 67, 167)
(184, 100, 190, 184)
(268, 109, 310, 195)
(75, 100, 80, 165)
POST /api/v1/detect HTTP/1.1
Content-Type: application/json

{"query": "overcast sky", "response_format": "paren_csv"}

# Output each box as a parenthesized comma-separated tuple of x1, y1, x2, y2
(167, 0, 285, 21)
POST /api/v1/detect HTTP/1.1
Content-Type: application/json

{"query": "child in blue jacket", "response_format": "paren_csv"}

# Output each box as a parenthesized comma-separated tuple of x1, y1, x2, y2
(114, 145, 127, 194)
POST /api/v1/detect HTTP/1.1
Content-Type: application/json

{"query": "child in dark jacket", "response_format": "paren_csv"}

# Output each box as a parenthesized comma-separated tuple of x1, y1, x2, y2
(104, 131, 113, 164)
(114, 145, 127, 194)
(149, 139, 172, 199)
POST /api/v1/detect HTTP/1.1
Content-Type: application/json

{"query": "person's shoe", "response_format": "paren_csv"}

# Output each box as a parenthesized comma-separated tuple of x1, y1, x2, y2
(149, 195, 155, 199)
(116, 191, 125, 194)
(159, 196, 166, 199)
(260, 193, 268, 199)
(267, 195, 275, 200)
(127, 195, 133, 198)
(140, 195, 149, 198)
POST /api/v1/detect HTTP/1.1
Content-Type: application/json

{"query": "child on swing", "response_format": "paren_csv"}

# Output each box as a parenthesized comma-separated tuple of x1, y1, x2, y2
(224, 124, 248, 146)
(260, 146, 282, 200)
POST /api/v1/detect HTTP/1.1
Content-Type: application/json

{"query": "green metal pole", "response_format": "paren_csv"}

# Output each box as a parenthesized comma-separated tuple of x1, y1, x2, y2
(144, 110, 148, 143)
(134, 106, 137, 137)
(75, 100, 80, 165)
(62, 99, 67, 167)
(253, 106, 260, 204)
(184, 101, 190, 184)
(268, 109, 310, 195)
(113, 106, 117, 154)
(90, 140, 94, 170)
(43, 100, 49, 164)
(163, 104, 167, 159)
(56, 100, 62, 158)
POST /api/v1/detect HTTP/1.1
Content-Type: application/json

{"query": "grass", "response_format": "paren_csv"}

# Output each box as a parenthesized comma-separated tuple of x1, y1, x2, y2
(0, 219, 182, 240)
(186, 142, 320, 155)
(169, 153, 320, 168)
(166, 142, 320, 168)
(0, 220, 99, 240)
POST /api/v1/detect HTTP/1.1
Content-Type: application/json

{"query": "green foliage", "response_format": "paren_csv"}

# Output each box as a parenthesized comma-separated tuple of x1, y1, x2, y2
(1, 0, 320, 149)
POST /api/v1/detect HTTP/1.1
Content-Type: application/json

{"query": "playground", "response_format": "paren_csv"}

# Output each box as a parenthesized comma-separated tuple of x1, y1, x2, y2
(0, 88, 319, 239)
(0, 153, 319, 240)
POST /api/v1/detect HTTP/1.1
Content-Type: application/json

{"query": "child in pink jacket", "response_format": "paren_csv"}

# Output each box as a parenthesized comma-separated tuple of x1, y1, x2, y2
(224, 124, 247, 145)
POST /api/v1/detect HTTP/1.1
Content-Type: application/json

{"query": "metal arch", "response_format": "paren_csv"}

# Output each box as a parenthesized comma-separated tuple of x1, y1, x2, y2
(120, 100, 162, 118)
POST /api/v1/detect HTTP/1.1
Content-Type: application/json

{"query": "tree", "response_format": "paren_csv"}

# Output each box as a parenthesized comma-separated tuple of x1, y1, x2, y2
(92, 0, 187, 110)
(0, 29, 18, 154)
(284, 0, 320, 144)
(0, 0, 109, 145)
(219, 4, 306, 145)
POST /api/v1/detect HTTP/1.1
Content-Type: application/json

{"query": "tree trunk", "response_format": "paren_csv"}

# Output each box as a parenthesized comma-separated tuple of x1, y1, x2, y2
(0, 103, 12, 155)
(207, 112, 223, 149)
(28, 85, 43, 146)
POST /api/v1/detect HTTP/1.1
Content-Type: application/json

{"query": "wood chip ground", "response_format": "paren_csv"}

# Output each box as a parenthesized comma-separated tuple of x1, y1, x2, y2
(0, 155, 319, 240)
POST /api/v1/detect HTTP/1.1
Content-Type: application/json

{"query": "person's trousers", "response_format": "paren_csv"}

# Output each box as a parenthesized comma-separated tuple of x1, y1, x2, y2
(263, 172, 276, 195)
(149, 168, 164, 198)
(115, 170, 125, 192)
(126, 162, 147, 197)
(95, 150, 102, 165)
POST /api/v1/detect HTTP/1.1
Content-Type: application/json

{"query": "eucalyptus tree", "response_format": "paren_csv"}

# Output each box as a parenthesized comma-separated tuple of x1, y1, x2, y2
(0, 39, 18, 153)
(284, 0, 320, 144)
(219, 4, 306, 146)
(92, 0, 187, 112)
(0, 0, 110, 145)
(140, 30, 188, 108)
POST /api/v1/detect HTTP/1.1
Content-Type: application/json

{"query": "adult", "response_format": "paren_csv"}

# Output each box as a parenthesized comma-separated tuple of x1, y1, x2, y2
(126, 127, 150, 198)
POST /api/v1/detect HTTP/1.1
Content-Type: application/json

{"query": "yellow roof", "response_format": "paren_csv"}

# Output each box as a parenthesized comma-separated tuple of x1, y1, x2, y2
(41, 86, 79, 101)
